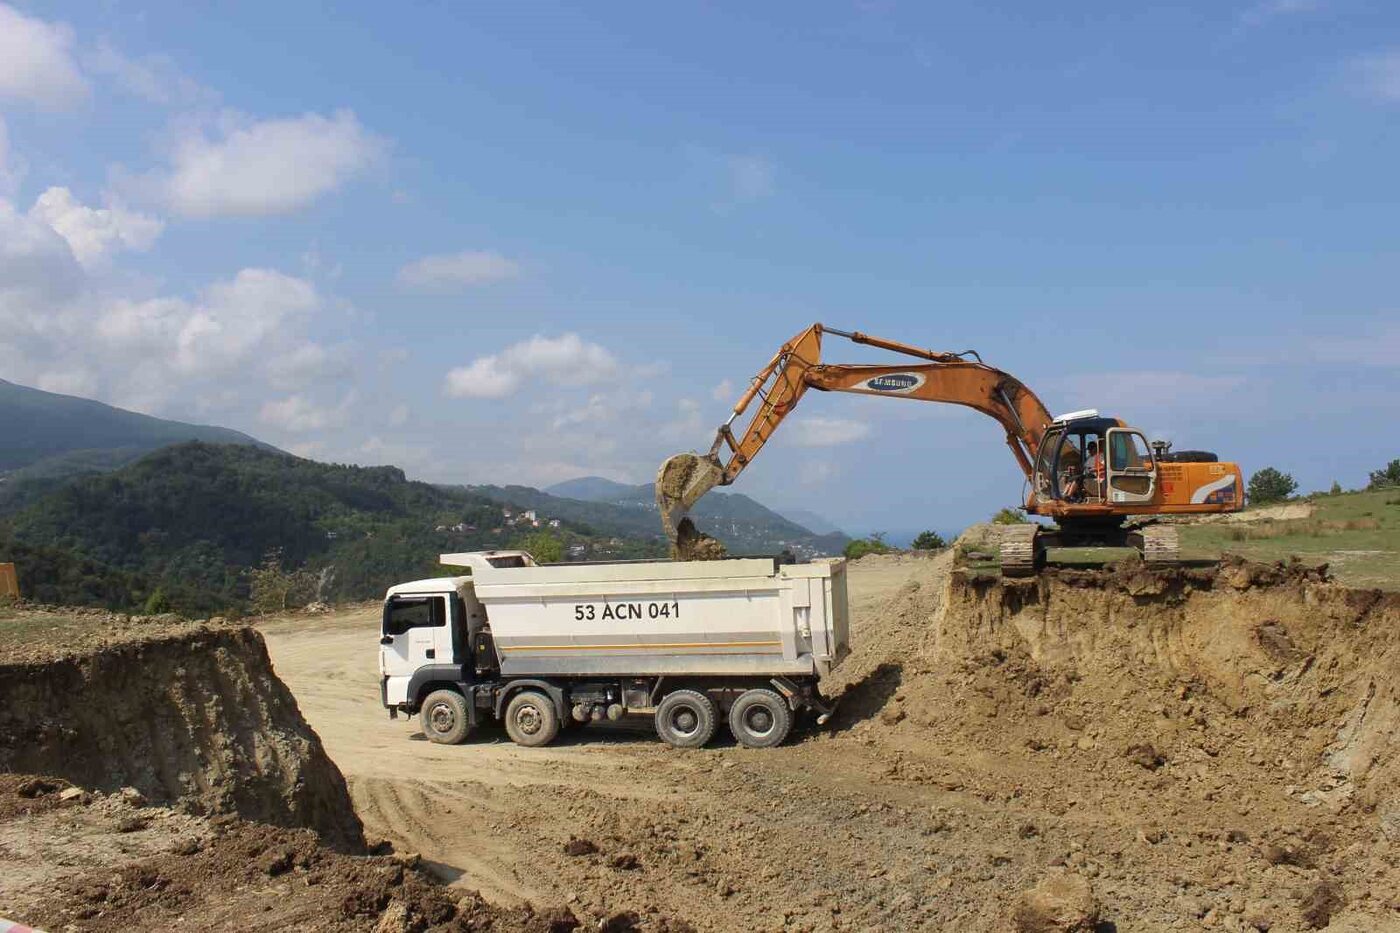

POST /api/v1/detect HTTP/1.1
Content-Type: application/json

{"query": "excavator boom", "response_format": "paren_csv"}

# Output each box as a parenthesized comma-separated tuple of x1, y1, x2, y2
(657, 323, 1054, 542)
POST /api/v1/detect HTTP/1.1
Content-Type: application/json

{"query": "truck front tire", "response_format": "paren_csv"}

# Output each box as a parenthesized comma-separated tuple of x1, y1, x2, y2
(420, 689, 473, 745)
(728, 688, 793, 748)
(504, 690, 560, 747)
(654, 689, 718, 749)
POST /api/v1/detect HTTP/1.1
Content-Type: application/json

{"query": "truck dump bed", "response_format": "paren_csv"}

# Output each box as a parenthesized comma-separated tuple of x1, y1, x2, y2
(460, 556, 849, 678)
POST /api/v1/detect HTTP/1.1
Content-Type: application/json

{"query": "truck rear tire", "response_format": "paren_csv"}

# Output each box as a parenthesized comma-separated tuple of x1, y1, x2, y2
(504, 690, 560, 747)
(420, 689, 473, 745)
(728, 688, 793, 749)
(654, 689, 718, 749)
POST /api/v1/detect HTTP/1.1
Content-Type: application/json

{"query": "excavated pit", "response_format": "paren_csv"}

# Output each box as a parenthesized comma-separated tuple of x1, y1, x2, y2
(0, 620, 364, 852)
(828, 542, 1400, 929)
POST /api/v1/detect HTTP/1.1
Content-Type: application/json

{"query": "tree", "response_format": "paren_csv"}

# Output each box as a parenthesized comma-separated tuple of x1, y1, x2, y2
(1247, 467, 1297, 505)
(991, 507, 1029, 525)
(520, 531, 564, 563)
(247, 548, 317, 614)
(844, 533, 893, 560)
(1369, 460, 1400, 490)
(1330, 480, 1343, 496)
(911, 530, 946, 550)
(143, 587, 172, 615)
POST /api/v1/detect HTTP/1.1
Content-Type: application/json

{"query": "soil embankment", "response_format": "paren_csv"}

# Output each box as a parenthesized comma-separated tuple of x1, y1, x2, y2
(0, 618, 364, 852)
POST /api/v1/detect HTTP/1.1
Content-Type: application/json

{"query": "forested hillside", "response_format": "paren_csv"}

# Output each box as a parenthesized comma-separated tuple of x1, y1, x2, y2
(1, 443, 660, 613)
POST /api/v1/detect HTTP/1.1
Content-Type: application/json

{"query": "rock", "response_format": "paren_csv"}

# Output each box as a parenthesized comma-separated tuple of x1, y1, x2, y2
(599, 911, 642, 932)
(879, 705, 907, 726)
(563, 837, 598, 857)
(116, 786, 147, 807)
(1013, 871, 1100, 932)
(58, 786, 88, 803)
(171, 837, 202, 856)
(395, 851, 422, 869)
(1298, 880, 1345, 929)
(259, 847, 295, 877)
(374, 900, 411, 933)
(1125, 744, 1165, 770)
(1259, 838, 1313, 868)
(115, 813, 149, 833)
(16, 777, 65, 798)
(609, 852, 641, 870)
(1243, 908, 1272, 932)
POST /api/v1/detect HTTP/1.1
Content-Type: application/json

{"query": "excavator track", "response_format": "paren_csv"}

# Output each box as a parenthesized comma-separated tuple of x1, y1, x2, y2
(998, 524, 1041, 578)
(1137, 524, 1180, 567)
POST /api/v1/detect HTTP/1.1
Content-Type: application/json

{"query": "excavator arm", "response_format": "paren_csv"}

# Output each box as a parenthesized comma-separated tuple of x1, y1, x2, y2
(656, 323, 1055, 542)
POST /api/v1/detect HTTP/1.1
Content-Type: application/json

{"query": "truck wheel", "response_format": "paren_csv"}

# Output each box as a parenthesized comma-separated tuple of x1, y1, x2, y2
(420, 689, 473, 745)
(504, 690, 560, 748)
(654, 689, 717, 749)
(728, 689, 792, 749)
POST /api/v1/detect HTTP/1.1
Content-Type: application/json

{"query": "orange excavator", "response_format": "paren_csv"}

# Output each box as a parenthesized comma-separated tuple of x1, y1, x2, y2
(656, 323, 1243, 574)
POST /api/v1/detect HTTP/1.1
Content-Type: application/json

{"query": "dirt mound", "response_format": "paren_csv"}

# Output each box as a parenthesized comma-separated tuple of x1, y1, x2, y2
(0, 620, 364, 851)
(1, 775, 585, 933)
(827, 543, 1400, 929)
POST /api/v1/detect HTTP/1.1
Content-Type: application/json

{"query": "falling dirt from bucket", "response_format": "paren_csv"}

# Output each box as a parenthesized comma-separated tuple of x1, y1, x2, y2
(655, 453, 724, 541)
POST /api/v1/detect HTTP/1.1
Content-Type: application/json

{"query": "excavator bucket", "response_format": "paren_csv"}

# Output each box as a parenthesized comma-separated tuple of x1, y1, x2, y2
(655, 453, 725, 544)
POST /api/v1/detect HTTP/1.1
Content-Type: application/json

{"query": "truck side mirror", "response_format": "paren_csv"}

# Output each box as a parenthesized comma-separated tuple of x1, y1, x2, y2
(380, 635, 394, 645)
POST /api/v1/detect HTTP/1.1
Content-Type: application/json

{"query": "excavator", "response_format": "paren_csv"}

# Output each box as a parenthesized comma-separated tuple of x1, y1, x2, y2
(656, 323, 1244, 574)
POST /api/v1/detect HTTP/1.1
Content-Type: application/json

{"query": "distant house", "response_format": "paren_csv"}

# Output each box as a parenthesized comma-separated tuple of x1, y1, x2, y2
(548, 518, 562, 529)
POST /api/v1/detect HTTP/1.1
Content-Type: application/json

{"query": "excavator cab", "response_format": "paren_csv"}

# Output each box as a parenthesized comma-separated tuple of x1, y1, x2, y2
(1032, 412, 1158, 507)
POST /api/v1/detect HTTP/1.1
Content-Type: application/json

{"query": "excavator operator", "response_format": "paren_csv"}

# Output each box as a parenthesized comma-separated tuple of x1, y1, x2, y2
(1084, 439, 1105, 500)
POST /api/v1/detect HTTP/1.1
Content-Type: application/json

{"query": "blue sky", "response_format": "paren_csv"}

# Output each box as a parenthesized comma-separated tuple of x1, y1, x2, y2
(1, 1, 1396, 535)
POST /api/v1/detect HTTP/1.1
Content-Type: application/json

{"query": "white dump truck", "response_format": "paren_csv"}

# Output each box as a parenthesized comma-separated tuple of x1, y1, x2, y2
(379, 550, 849, 749)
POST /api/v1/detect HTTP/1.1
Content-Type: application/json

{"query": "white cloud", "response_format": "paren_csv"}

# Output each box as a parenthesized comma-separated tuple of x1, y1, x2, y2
(147, 110, 385, 217)
(711, 378, 735, 403)
(787, 416, 872, 448)
(1238, 0, 1322, 27)
(259, 393, 350, 433)
(174, 269, 320, 373)
(1351, 50, 1400, 103)
(27, 187, 163, 268)
(0, 197, 83, 305)
(388, 403, 410, 426)
(85, 40, 213, 107)
(397, 250, 520, 291)
(0, 4, 88, 109)
(266, 342, 352, 390)
(444, 333, 620, 399)
(0, 116, 24, 197)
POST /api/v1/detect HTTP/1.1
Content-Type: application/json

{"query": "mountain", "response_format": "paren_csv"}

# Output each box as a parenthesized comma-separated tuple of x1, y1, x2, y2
(779, 508, 846, 538)
(544, 476, 639, 502)
(486, 479, 849, 558)
(1, 443, 661, 612)
(0, 379, 272, 478)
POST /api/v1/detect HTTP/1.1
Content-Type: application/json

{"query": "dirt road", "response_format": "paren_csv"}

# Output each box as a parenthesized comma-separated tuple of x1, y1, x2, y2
(261, 553, 1400, 932)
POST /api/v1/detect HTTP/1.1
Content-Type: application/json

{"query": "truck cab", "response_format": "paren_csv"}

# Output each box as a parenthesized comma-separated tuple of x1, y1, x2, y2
(378, 550, 533, 711)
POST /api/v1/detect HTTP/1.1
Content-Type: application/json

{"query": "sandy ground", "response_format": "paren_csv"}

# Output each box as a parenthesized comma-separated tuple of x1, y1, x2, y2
(260, 553, 1400, 932)
(259, 555, 938, 928)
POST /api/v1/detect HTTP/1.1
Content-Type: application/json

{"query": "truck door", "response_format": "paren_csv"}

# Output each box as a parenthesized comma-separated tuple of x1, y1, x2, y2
(1104, 428, 1157, 505)
(381, 594, 450, 687)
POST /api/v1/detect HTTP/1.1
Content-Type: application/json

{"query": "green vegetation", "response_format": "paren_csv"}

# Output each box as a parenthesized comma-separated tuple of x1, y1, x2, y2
(844, 532, 893, 560)
(1369, 459, 1400, 490)
(1247, 467, 1297, 504)
(1181, 488, 1400, 590)
(0, 442, 662, 613)
(518, 531, 564, 563)
(911, 530, 946, 550)
(991, 507, 1029, 525)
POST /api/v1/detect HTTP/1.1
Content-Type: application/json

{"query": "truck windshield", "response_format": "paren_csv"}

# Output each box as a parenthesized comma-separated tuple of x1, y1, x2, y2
(383, 596, 445, 636)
